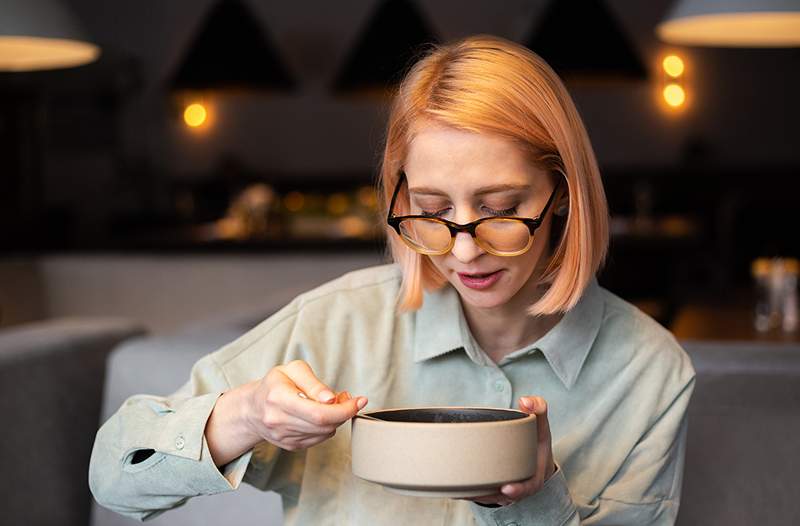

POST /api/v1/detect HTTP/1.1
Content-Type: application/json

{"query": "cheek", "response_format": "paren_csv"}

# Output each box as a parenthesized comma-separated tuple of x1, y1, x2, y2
(428, 255, 448, 274)
(508, 236, 550, 281)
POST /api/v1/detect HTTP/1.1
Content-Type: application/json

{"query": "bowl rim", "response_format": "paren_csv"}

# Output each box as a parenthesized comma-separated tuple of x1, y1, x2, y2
(352, 405, 536, 427)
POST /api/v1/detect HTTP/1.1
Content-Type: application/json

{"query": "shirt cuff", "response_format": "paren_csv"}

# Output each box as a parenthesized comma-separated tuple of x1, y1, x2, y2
(469, 465, 578, 526)
(199, 430, 254, 493)
(128, 391, 254, 494)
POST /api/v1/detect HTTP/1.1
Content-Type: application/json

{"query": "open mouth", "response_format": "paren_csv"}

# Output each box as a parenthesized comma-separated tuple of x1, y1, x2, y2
(457, 270, 503, 289)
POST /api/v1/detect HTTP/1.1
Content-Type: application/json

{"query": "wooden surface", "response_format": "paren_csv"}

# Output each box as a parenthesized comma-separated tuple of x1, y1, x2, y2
(671, 303, 800, 343)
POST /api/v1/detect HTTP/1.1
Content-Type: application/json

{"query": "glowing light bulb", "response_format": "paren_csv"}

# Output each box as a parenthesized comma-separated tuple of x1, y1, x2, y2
(662, 55, 684, 77)
(183, 103, 207, 127)
(663, 83, 686, 107)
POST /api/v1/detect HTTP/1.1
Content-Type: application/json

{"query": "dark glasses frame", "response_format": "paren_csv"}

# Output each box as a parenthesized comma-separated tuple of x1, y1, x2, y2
(386, 171, 562, 256)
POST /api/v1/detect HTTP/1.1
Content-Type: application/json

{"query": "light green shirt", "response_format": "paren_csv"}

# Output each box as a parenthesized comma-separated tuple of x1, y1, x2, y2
(89, 263, 695, 525)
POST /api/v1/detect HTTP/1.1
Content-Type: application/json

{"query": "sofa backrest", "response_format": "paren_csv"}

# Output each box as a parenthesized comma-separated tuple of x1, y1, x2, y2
(678, 341, 800, 525)
(0, 318, 144, 526)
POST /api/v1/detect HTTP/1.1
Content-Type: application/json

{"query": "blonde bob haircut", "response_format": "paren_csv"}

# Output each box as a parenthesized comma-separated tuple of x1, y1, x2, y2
(379, 34, 609, 316)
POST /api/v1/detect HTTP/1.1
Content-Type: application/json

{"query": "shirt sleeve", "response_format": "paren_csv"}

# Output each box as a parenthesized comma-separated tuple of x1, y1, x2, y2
(88, 351, 273, 521)
(469, 376, 695, 526)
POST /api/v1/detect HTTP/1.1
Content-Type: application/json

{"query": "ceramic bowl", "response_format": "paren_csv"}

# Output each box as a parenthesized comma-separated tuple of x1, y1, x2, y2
(350, 406, 537, 498)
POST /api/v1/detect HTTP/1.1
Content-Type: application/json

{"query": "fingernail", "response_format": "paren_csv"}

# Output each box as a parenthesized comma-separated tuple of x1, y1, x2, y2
(501, 485, 514, 496)
(356, 397, 368, 410)
(319, 390, 335, 403)
(520, 397, 533, 410)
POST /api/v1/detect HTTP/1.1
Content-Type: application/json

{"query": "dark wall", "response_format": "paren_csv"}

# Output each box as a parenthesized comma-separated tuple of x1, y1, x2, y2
(62, 0, 800, 176)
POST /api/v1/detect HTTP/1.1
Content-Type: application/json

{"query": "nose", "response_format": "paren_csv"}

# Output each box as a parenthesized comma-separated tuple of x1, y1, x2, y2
(450, 231, 484, 263)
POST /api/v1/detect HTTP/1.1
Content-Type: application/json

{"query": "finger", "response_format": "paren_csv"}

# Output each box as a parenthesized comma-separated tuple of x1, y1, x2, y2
(499, 481, 527, 499)
(532, 397, 555, 479)
(276, 411, 337, 435)
(335, 391, 352, 404)
(519, 396, 554, 483)
(279, 360, 336, 403)
(294, 429, 337, 449)
(275, 384, 368, 426)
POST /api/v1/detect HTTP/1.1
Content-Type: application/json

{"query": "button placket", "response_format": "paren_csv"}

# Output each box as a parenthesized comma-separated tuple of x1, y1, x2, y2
(488, 373, 513, 407)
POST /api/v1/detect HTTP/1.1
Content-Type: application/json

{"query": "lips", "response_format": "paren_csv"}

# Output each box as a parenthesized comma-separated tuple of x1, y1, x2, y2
(456, 269, 503, 290)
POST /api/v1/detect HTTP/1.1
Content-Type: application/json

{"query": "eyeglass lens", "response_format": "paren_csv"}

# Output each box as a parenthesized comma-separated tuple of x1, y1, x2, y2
(398, 218, 531, 254)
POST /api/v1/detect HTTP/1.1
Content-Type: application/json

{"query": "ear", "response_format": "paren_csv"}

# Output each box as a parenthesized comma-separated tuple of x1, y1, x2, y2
(554, 192, 569, 217)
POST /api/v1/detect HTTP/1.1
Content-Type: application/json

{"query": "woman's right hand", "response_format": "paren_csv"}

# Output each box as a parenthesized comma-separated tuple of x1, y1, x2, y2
(244, 360, 368, 452)
(205, 360, 367, 467)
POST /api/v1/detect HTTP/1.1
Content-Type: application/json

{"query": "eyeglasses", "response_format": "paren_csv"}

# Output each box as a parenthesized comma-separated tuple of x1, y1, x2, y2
(386, 171, 561, 257)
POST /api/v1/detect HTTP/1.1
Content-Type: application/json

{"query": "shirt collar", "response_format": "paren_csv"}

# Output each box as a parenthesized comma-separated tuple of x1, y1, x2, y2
(413, 277, 605, 390)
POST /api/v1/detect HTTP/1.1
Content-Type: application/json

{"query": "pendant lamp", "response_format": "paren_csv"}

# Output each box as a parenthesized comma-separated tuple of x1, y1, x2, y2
(0, 0, 100, 71)
(657, 0, 800, 47)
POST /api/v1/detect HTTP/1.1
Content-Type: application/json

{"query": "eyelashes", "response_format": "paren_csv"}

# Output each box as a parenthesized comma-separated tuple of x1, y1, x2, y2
(420, 208, 449, 218)
(486, 206, 518, 217)
(420, 206, 519, 218)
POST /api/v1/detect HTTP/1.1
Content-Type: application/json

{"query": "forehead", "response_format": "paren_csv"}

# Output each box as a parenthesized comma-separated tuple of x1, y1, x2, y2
(404, 124, 545, 190)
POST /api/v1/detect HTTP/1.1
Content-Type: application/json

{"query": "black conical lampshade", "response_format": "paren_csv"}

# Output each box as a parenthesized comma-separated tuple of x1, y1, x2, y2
(333, 0, 439, 94)
(170, 0, 295, 92)
(524, 0, 647, 83)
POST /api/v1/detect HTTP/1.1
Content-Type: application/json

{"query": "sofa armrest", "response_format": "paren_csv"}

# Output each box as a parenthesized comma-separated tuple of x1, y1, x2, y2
(0, 317, 145, 526)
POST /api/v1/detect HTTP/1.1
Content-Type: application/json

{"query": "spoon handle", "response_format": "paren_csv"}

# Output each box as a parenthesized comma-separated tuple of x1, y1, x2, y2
(354, 413, 382, 421)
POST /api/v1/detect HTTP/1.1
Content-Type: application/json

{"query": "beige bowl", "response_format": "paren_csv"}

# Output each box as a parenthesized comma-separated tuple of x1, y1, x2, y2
(350, 407, 537, 498)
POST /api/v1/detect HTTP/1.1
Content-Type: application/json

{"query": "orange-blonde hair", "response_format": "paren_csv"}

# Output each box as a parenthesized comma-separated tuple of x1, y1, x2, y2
(378, 35, 609, 316)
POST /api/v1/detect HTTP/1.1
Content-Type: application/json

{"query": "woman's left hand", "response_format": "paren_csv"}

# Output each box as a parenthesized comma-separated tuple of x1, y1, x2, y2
(459, 396, 556, 507)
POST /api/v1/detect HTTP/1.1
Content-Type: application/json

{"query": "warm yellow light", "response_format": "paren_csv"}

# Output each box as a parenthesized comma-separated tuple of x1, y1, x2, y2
(0, 36, 100, 71)
(663, 83, 686, 107)
(284, 191, 305, 212)
(326, 193, 350, 215)
(183, 103, 207, 128)
(657, 13, 800, 47)
(662, 55, 685, 77)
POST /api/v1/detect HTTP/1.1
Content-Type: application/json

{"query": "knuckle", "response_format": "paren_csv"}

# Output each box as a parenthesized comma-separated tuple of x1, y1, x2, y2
(264, 388, 283, 405)
(286, 359, 307, 372)
(308, 409, 327, 426)
(262, 408, 282, 428)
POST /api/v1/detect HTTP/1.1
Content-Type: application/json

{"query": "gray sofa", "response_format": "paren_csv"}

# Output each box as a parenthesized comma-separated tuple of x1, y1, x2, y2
(678, 341, 800, 525)
(0, 317, 145, 526)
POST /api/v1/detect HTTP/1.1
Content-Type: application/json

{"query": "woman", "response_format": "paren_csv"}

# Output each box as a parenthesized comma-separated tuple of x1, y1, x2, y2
(90, 35, 695, 525)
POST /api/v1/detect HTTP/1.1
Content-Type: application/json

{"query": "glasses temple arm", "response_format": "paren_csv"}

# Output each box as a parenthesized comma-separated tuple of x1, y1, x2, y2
(387, 171, 406, 221)
(538, 178, 562, 219)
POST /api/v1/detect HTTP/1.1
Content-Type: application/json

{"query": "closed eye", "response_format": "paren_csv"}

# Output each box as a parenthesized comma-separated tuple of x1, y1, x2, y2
(420, 208, 451, 218)
(482, 206, 518, 217)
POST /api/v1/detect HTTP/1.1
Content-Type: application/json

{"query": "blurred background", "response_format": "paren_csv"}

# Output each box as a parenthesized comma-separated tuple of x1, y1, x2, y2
(1, 1, 799, 525)
(1, 0, 798, 334)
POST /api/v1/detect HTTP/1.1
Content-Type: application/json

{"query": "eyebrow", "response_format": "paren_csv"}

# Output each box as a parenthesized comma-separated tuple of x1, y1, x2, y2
(409, 184, 531, 197)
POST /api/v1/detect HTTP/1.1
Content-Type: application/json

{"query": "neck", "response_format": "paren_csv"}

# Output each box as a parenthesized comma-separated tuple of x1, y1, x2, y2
(460, 274, 563, 364)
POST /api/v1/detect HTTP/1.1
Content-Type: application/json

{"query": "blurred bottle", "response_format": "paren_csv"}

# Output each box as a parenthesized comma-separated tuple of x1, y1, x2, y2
(781, 258, 799, 333)
(752, 258, 776, 332)
(752, 257, 799, 333)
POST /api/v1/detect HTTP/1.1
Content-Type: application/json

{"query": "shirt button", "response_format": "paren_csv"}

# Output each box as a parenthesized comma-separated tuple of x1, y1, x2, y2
(505, 523, 520, 526)
(494, 380, 505, 392)
(175, 435, 185, 450)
